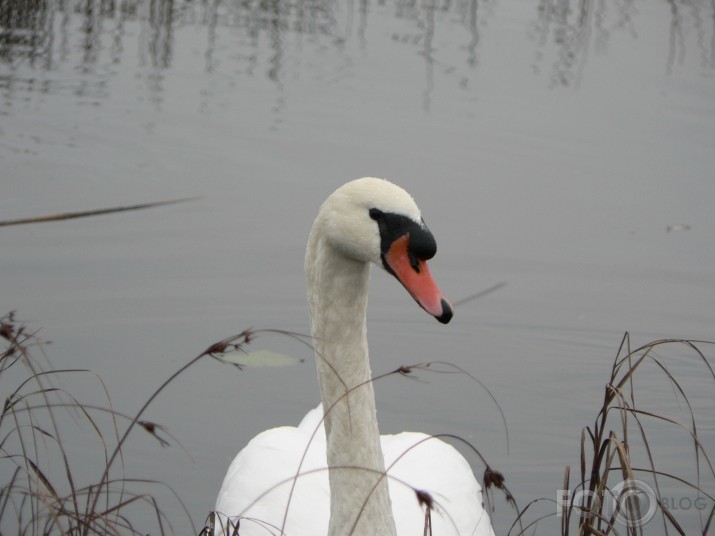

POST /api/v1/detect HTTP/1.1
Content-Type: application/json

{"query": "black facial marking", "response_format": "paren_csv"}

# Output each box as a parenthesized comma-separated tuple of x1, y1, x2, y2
(369, 208, 384, 221)
(369, 208, 437, 272)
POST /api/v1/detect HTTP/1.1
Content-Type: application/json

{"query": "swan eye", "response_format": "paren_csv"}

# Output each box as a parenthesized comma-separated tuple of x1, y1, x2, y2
(369, 208, 384, 221)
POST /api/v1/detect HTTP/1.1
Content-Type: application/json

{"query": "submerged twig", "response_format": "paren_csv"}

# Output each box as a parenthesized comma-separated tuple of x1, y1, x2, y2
(453, 282, 507, 307)
(0, 197, 199, 228)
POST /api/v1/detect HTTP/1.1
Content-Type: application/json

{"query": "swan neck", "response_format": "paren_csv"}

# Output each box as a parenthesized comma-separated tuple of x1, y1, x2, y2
(306, 233, 397, 536)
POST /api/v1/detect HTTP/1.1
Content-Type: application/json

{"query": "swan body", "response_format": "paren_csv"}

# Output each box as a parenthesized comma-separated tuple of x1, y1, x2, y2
(215, 178, 494, 536)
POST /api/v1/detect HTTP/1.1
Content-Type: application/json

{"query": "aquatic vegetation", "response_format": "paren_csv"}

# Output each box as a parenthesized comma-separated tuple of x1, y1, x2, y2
(1, 312, 711, 534)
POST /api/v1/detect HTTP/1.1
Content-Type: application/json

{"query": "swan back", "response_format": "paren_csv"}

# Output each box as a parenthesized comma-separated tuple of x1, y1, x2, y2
(214, 405, 495, 536)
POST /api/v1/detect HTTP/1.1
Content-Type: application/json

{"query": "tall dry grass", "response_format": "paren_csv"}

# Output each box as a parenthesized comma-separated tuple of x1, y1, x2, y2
(0, 311, 202, 534)
(1, 311, 712, 535)
(511, 333, 714, 535)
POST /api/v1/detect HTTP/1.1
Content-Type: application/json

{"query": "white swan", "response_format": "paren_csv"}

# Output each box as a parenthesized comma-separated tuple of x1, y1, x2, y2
(214, 178, 494, 536)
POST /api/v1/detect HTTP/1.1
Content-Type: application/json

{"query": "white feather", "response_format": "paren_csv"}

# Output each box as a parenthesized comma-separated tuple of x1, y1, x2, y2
(215, 406, 494, 535)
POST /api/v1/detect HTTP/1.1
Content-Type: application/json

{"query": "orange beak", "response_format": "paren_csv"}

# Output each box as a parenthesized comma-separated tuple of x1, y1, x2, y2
(383, 234, 453, 324)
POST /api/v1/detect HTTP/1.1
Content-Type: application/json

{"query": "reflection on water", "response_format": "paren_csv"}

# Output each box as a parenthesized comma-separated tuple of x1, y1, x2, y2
(1, 0, 713, 108)
(531, 0, 715, 87)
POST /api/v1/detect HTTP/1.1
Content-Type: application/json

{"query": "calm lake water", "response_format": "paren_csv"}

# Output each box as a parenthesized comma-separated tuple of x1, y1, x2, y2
(1, 0, 714, 534)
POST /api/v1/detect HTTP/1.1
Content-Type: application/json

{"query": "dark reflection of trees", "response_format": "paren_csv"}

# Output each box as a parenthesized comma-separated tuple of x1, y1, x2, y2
(148, 0, 174, 71)
(531, 0, 715, 87)
(664, 0, 715, 74)
(0, 0, 713, 105)
(531, 0, 630, 88)
(138, 0, 177, 106)
(0, 0, 53, 68)
(389, 0, 483, 110)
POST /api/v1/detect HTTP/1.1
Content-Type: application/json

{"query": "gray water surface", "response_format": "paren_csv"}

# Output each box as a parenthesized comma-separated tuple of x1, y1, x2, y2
(1, 1, 714, 533)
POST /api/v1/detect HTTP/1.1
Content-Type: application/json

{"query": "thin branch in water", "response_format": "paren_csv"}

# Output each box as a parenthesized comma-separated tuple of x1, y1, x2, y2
(0, 198, 200, 228)
(453, 282, 507, 307)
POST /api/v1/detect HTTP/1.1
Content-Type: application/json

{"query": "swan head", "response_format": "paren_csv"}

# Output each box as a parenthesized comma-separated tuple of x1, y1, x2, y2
(315, 177, 453, 324)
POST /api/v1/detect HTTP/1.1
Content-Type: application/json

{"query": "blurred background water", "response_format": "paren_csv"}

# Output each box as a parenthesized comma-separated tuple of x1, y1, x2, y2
(1, 0, 714, 533)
